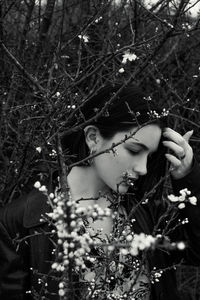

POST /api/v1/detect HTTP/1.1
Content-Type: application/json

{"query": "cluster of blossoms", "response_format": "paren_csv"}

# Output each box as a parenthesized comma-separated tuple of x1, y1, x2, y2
(34, 181, 47, 192)
(122, 50, 138, 64)
(118, 223, 186, 259)
(67, 104, 76, 109)
(182, 22, 192, 31)
(163, 19, 174, 29)
(122, 171, 137, 187)
(48, 194, 112, 268)
(120, 233, 157, 257)
(78, 34, 89, 43)
(95, 16, 103, 23)
(45, 191, 113, 297)
(35, 144, 58, 158)
(150, 268, 164, 284)
(160, 108, 169, 116)
(120, 232, 184, 258)
(49, 149, 57, 158)
(147, 108, 169, 119)
(130, 233, 156, 256)
(33, 181, 192, 298)
(168, 188, 197, 209)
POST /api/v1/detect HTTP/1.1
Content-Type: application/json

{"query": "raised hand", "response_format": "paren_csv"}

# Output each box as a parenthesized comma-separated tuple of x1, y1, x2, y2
(162, 128, 194, 179)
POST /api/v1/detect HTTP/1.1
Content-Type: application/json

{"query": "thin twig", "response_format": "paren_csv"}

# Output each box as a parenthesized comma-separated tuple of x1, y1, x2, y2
(0, 41, 46, 94)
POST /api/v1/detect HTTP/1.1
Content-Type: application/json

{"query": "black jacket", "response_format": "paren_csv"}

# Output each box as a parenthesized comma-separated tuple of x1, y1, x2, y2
(0, 161, 200, 300)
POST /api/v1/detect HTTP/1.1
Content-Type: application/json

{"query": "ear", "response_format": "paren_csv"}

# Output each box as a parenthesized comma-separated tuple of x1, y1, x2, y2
(84, 125, 102, 151)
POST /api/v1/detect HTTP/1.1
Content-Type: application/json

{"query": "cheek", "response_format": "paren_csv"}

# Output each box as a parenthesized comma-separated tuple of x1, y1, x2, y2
(95, 150, 129, 179)
(95, 153, 119, 174)
(94, 152, 133, 193)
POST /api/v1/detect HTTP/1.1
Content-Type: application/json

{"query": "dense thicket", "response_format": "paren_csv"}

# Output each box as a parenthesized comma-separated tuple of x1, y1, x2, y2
(0, 0, 200, 203)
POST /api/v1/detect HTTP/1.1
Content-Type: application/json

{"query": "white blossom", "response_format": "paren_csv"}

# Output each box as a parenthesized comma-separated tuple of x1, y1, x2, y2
(34, 181, 41, 189)
(178, 203, 185, 209)
(95, 16, 102, 23)
(49, 193, 54, 199)
(36, 147, 42, 153)
(52, 262, 58, 269)
(130, 233, 157, 256)
(122, 51, 138, 64)
(59, 282, 64, 289)
(78, 34, 89, 43)
(119, 68, 125, 73)
(168, 189, 196, 207)
(189, 196, 197, 205)
(168, 194, 179, 202)
(61, 55, 70, 59)
(120, 248, 128, 255)
(156, 79, 161, 84)
(126, 234, 133, 242)
(58, 289, 65, 297)
(39, 185, 47, 193)
(177, 242, 186, 250)
(108, 245, 115, 251)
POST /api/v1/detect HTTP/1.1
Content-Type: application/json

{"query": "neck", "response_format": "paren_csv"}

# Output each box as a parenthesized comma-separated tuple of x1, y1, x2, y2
(67, 165, 111, 204)
(67, 166, 114, 238)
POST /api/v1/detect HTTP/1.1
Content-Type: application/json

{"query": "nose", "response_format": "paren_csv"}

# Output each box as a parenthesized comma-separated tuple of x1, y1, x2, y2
(133, 155, 148, 177)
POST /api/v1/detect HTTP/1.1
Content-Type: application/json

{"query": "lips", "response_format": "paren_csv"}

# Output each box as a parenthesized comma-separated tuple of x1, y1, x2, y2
(127, 176, 138, 181)
(123, 176, 138, 187)
(126, 177, 137, 186)
(126, 174, 138, 181)
(121, 172, 138, 187)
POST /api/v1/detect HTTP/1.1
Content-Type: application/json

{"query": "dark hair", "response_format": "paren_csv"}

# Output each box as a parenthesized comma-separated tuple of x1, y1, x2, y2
(61, 83, 166, 165)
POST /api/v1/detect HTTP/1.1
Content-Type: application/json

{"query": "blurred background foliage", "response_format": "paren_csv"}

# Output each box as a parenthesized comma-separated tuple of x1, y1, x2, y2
(0, 0, 200, 203)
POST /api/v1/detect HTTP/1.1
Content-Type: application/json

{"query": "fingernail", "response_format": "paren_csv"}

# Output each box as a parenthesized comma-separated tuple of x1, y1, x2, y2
(189, 130, 194, 135)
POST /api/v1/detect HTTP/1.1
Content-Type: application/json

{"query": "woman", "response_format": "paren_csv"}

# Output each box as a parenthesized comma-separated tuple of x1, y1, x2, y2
(0, 84, 200, 300)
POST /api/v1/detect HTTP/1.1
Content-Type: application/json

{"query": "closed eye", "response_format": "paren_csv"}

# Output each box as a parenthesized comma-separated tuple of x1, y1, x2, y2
(128, 148, 154, 158)
(127, 149, 140, 155)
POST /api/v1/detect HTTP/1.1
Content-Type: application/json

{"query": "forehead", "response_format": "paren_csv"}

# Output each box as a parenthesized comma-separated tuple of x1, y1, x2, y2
(124, 124, 162, 150)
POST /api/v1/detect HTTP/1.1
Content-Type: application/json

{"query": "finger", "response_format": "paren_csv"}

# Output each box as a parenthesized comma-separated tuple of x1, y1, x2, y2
(165, 153, 181, 168)
(183, 130, 193, 143)
(162, 141, 185, 158)
(163, 128, 186, 147)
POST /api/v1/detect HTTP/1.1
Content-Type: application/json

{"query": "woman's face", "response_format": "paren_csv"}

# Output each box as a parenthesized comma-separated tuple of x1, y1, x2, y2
(93, 124, 162, 194)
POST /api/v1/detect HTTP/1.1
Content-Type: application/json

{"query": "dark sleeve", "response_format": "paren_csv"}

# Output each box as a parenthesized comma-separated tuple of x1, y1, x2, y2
(171, 158, 200, 265)
(0, 196, 30, 300)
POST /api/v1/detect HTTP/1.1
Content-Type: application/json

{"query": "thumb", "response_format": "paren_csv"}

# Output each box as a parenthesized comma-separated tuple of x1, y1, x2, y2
(183, 130, 193, 143)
